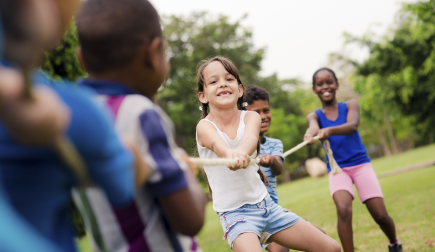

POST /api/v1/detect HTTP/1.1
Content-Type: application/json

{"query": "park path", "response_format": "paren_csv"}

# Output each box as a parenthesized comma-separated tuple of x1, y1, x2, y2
(378, 159, 435, 178)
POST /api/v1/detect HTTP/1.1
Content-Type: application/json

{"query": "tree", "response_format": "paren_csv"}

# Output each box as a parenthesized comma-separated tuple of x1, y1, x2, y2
(157, 13, 265, 152)
(350, 0, 435, 146)
(41, 23, 86, 81)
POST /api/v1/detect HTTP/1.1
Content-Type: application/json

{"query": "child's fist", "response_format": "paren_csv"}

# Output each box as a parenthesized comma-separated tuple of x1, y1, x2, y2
(303, 133, 316, 145)
(226, 150, 251, 171)
(317, 128, 331, 141)
(260, 154, 273, 167)
(0, 68, 70, 146)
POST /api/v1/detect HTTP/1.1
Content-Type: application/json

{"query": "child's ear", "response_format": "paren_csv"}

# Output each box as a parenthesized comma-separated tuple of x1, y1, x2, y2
(198, 92, 208, 104)
(146, 37, 164, 70)
(238, 84, 244, 98)
(76, 47, 88, 73)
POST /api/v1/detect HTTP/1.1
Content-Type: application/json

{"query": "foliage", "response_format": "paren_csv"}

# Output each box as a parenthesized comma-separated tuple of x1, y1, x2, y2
(158, 12, 265, 153)
(41, 22, 86, 81)
(349, 0, 435, 146)
(158, 13, 321, 174)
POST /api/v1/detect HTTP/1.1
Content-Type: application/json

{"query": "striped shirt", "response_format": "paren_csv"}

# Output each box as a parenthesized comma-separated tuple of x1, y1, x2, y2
(76, 79, 201, 252)
(259, 136, 285, 203)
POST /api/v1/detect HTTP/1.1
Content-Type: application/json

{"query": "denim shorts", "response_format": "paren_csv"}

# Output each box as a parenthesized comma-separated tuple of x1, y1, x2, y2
(217, 194, 302, 249)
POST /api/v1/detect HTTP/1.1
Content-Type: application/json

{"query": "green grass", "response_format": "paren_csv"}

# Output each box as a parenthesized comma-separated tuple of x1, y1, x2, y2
(196, 144, 435, 252)
(78, 144, 435, 251)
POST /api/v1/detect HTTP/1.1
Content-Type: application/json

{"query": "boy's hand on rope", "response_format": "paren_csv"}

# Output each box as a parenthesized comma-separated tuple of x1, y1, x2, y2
(317, 128, 331, 141)
(0, 68, 70, 146)
(122, 136, 150, 188)
(178, 148, 199, 176)
(260, 154, 274, 167)
(226, 149, 251, 171)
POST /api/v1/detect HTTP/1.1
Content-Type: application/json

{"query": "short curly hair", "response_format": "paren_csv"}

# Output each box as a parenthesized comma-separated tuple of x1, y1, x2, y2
(244, 85, 270, 105)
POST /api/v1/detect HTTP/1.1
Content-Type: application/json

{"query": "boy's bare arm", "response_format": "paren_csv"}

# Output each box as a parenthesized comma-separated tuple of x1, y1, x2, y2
(157, 167, 206, 236)
(260, 154, 283, 176)
(0, 68, 70, 146)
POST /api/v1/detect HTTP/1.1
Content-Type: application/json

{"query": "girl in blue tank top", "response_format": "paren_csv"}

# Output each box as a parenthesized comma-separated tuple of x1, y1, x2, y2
(304, 68, 402, 252)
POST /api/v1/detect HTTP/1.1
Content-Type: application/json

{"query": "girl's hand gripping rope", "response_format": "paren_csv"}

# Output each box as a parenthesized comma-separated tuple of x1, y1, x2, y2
(225, 149, 251, 171)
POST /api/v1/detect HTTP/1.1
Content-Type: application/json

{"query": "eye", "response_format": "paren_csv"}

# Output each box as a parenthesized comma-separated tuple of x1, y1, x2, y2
(210, 80, 217, 84)
(227, 78, 234, 81)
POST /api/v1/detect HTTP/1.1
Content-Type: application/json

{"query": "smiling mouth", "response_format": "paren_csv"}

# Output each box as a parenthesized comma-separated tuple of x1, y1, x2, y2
(322, 91, 331, 96)
(261, 121, 269, 127)
(217, 91, 232, 96)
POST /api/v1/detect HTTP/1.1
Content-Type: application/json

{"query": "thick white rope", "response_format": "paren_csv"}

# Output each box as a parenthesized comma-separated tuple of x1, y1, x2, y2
(188, 157, 261, 167)
(282, 136, 320, 157)
(189, 135, 342, 175)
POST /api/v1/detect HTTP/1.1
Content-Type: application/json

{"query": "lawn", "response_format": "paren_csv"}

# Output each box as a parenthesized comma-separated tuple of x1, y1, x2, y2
(78, 144, 435, 251)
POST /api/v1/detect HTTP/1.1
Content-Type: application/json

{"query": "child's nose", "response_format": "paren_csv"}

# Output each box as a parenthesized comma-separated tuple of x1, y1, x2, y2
(260, 112, 266, 119)
(219, 81, 228, 87)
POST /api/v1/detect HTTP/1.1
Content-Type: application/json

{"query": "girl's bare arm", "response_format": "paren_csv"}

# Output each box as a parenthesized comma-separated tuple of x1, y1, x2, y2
(304, 112, 320, 144)
(196, 120, 232, 158)
(239, 111, 261, 156)
(317, 100, 360, 140)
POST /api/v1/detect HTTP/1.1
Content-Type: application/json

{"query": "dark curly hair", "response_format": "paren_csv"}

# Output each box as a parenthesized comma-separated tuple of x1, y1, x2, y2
(244, 85, 270, 105)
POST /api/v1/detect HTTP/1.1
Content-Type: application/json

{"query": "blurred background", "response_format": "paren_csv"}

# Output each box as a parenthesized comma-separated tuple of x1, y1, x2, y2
(61, 1, 434, 251)
(45, 0, 433, 182)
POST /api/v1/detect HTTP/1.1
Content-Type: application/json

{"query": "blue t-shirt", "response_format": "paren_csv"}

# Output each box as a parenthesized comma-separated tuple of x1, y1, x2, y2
(315, 102, 370, 172)
(0, 70, 135, 252)
(260, 136, 284, 204)
(0, 184, 62, 252)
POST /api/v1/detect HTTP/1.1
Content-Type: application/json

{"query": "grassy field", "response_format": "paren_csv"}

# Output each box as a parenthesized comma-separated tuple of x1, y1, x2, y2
(78, 144, 435, 251)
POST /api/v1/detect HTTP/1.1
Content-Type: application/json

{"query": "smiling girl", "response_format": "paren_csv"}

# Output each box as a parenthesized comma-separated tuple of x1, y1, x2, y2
(304, 68, 402, 252)
(195, 57, 340, 252)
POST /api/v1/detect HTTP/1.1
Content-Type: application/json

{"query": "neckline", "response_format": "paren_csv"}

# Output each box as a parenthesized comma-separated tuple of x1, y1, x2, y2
(320, 102, 340, 122)
(79, 78, 137, 95)
(203, 110, 245, 142)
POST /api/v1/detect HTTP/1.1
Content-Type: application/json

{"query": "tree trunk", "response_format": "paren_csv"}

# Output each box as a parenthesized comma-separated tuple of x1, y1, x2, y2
(383, 114, 399, 154)
(378, 129, 392, 157)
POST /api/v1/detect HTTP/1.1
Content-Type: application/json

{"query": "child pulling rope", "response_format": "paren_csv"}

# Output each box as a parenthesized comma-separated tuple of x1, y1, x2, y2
(189, 135, 342, 175)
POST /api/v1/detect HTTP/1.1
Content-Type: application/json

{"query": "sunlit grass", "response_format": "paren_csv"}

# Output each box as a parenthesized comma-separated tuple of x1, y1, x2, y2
(197, 144, 435, 252)
(78, 144, 435, 251)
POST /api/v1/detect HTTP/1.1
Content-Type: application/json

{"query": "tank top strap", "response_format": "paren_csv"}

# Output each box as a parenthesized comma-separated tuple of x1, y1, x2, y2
(239, 110, 248, 125)
(338, 102, 348, 117)
(200, 118, 220, 132)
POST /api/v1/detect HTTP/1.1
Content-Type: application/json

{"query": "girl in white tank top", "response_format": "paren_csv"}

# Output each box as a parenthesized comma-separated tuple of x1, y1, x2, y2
(195, 57, 341, 252)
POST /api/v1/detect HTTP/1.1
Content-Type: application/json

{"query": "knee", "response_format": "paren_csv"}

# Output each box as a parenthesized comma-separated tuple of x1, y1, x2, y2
(336, 204, 352, 221)
(373, 212, 390, 225)
(324, 239, 341, 252)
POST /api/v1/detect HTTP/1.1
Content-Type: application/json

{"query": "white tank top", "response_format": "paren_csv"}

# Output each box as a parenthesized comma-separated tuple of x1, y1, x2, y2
(197, 111, 268, 212)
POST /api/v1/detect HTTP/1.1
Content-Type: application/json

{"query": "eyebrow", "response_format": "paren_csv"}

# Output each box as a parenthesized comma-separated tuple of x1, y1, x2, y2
(206, 75, 218, 82)
(206, 72, 233, 82)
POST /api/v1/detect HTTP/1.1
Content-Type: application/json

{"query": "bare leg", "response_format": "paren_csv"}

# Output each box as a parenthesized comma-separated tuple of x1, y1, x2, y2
(312, 224, 326, 234)
(365, 197, 397, 243)
(333, 190, 354, 252)
(268, 219, 341, 252)
(233, 233, 263, 252)
(267, 242, 289, 252)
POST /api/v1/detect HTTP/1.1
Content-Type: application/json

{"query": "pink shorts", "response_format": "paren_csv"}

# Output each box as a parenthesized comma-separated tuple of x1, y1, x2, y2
(329, 162, 383, 203)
